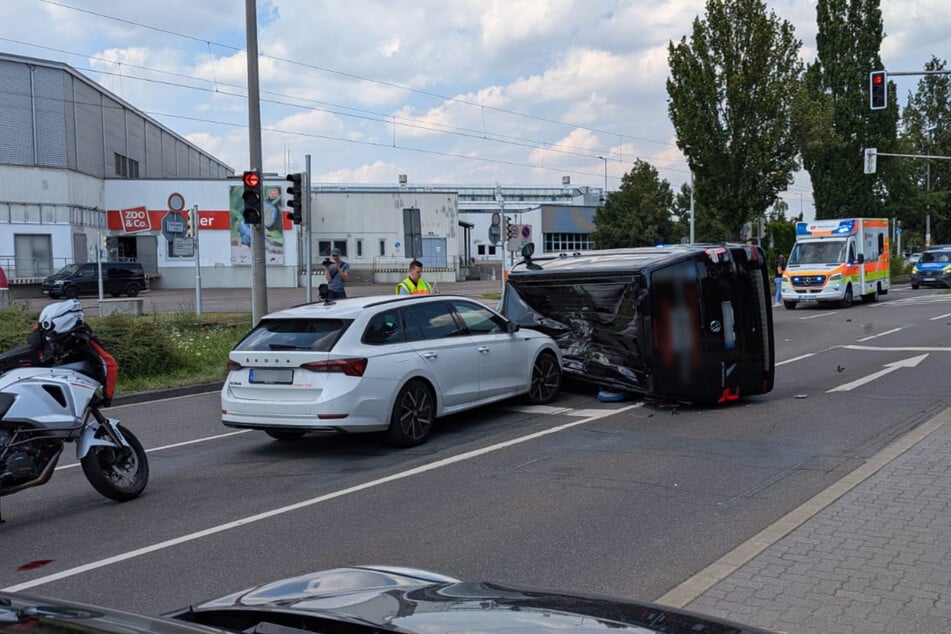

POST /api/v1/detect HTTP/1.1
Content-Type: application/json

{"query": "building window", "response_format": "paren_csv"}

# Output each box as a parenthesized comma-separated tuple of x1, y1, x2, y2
(14, 233, 53, 277)
(379, 239, 386, 257)
(356, 239, 363, 258)
(488, 246, 497, 255)
(114, 153, 139, 179)
(477, 245, 486, 255)
(317, 240, 347, 257)
(544, 232, 593, 253)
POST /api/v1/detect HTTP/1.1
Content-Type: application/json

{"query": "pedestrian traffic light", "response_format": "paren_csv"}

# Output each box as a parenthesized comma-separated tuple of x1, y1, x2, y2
(286, 172, 303, 225)
(242, 170, 262, 225)
(869, 70, 887, 110)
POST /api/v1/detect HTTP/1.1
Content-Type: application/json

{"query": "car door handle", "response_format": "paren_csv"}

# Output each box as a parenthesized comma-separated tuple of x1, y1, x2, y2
(478, 346, 490, 354)
(422, 352, 438, 359)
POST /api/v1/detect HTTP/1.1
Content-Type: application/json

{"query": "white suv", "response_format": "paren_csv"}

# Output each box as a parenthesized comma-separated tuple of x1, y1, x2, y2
(221, 294, 562, 447)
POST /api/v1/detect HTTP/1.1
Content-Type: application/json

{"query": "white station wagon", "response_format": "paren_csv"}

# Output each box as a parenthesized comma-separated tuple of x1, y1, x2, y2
(221, 294, 562, 447)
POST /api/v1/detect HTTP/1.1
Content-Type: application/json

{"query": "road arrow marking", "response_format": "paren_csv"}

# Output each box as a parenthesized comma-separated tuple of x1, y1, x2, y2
(827, 353, 929, 392)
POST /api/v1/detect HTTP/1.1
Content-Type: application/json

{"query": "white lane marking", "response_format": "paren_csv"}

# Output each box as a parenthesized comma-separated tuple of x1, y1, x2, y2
(930, 312, 951, 321)
(53, 430, 253, 472)
(856, 327, 903, 342)
(799, 312, 837, 320)
(2, 403, 642, 592)
(776, 353, 815, 367)
(506, 405, 578, 415)
(843, 345, 951, 353)
(827, 354, 929, 393)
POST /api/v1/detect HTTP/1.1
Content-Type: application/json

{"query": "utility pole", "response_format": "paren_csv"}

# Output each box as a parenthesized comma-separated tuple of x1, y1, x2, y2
(305, 153, 313, 303)
(245, 0, 267, 321)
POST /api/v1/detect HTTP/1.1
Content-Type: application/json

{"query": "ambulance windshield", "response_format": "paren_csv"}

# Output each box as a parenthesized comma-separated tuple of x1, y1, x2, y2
(789, 239, 847, 265)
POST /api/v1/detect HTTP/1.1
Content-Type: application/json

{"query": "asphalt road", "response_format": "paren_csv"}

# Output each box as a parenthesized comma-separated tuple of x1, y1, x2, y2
(1, 285, 949, 620)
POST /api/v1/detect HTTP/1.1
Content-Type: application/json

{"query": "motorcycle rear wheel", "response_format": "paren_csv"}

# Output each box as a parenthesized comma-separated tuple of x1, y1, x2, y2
(80, 424, 149, 501)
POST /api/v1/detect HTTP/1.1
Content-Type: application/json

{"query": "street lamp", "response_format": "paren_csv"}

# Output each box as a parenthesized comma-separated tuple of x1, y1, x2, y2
(925, 124, 936, 248)
(597, 155, 608, 202)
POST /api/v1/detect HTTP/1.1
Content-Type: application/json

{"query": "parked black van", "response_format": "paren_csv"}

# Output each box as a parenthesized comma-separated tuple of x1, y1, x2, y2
(502, 243, 775, 406)
(42, 262, 147, 299)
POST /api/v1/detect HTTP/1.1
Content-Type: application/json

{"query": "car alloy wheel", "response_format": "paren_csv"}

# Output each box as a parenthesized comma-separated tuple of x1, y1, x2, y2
(526, 351, 561, 404)
(385, 379, 435, 447)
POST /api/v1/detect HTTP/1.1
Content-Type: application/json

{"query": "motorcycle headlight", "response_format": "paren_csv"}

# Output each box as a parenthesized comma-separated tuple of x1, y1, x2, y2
(828, 273, 842, 282)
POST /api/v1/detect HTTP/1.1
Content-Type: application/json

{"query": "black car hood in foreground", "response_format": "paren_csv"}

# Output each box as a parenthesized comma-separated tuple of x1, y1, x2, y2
(170, 565, 773, 634)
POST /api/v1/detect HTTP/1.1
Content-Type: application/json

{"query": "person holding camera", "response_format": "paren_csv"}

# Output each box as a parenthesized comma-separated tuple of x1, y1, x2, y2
(323, 248, 350, 299)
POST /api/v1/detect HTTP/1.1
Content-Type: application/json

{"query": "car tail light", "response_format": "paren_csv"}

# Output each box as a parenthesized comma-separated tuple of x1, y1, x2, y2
(227, 359, 243, 371)
(300, 358, 368, 377)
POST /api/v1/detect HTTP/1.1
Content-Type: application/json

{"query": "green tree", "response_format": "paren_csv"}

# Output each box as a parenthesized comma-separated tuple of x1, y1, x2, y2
(671, 182, 730, 243)
(592, 159, 675, 247)
(667, 0, 802, 239)
(899, 57, 951, 246)
(791, 0, 897, 218)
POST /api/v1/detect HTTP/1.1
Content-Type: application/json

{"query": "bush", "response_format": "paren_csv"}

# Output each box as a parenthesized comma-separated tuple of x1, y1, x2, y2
(0, 304, 251, 395)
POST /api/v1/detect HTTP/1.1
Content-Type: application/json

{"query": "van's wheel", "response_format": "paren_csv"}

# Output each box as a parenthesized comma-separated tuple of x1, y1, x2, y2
(64, 286, 79, 299)
(110, 291, 121, 298)
(911, 282, 920, 289)
(125, 283, 141, 297)
(783, 301, 796, 310)
(384, 379, 435, 448)
(841, 285, 853, 308)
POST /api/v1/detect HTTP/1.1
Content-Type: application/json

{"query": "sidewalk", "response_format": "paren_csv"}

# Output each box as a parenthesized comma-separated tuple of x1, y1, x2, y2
(662, 408, 951, 633)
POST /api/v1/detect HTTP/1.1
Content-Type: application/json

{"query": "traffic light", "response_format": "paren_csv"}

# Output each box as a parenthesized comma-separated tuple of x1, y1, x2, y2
(184, 208, 196, 238)
(286, 172, 303, 225)
(505, 216, 517, 240)
(242, 170, 262, 225)
(869, 70, 887, 110)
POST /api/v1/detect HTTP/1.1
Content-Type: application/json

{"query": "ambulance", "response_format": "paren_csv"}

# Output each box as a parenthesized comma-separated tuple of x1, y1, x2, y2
(781, 218, 890, 309)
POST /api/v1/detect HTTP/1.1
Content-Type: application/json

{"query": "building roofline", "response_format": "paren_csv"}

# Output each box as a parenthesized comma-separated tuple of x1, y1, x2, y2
(0, 52, 234, 174)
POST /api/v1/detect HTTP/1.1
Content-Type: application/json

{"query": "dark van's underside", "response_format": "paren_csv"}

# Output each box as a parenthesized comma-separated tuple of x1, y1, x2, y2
(502, 245, 775, 406)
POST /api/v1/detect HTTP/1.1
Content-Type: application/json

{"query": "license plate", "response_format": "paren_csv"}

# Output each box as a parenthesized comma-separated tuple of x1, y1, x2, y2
(923, 277, 935, 282)
(249, 368, 294, 384)
(798, 295, 817, 302)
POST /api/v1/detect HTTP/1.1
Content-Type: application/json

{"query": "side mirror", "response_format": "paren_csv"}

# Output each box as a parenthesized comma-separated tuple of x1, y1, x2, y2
(521, 242, 535, 259)
(507, 321, 520, 334)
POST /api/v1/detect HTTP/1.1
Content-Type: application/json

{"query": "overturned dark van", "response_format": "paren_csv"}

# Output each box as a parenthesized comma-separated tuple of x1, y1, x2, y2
(501, 244, 775, 406)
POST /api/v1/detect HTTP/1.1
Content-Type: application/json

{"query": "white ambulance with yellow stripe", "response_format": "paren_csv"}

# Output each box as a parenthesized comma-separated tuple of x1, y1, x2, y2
(781, 218, 890, 309)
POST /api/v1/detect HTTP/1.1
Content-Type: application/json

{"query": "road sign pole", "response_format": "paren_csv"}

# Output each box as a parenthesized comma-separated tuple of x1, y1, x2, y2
(193, 205, 202, 315)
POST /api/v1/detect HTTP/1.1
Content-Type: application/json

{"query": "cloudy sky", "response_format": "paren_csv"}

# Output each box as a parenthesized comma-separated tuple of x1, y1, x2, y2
(1, 0, 948, 218)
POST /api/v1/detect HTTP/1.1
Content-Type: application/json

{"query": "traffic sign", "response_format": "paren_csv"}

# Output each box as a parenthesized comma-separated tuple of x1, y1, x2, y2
(520, 224, 532, 239)
(167, 192, 185, 212)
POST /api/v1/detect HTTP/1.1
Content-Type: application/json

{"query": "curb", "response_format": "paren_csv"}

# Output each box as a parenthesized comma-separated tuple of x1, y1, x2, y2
(111, 381, 222, 407)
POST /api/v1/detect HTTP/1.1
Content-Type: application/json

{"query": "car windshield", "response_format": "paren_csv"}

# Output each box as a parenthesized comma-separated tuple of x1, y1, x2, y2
(788, 240, 846, 265)
(53, 264, 80, 276)
(234, 318, 350, 352)
(921, 250, 951, 263)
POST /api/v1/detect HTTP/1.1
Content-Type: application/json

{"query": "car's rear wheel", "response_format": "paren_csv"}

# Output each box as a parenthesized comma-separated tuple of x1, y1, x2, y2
(64, 286, 79, 299)
(265, 429, 306, 441)
(526, 351, 561, 404)
(125, 283, 141, 297)
(384, 379, 435, 448)
(911, 282, 920, 289)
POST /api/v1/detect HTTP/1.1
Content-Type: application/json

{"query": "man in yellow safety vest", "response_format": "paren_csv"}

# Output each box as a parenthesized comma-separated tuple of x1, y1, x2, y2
(396, 259, 433, 295)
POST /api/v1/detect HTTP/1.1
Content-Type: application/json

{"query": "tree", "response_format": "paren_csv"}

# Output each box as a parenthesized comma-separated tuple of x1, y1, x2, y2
(671, 182, 730, 243)
(592, 159, 675, 248)
(791, 0, 897, 219)
(667, 0, 802, 239)
(899, 57, 951, 246)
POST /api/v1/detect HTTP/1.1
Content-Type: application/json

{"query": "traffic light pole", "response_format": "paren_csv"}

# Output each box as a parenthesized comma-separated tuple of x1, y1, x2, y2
(245, 0, 267, 322)
(305, 153, 313, 303)
(192, 205, 202, 315)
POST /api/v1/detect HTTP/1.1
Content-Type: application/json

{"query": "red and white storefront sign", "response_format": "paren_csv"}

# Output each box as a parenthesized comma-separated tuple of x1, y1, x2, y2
(118, 206, 151, 233)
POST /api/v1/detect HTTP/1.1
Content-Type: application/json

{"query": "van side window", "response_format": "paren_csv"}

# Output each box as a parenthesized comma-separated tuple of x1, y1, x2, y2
(79, 264, 96, 278)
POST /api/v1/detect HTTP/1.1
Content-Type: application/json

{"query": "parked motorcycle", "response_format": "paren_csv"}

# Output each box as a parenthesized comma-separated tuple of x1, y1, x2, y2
(0, 301, 148, 521)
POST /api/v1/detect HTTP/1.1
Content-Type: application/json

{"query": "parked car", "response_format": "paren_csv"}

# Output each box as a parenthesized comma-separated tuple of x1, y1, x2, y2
(910, 248, 951, 289)
(0, 565, 774, 633)
(41, 262, 146, 299)
(220, 294, 563, 447)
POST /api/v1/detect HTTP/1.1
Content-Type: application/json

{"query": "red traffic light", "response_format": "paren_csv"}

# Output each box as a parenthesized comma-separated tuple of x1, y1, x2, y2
(242, 171, 260, 188)
(871, 73, 884, 86)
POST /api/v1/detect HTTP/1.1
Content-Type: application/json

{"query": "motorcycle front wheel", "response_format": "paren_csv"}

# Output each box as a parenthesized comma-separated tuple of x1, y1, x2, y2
(80, 424, 149, 501)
